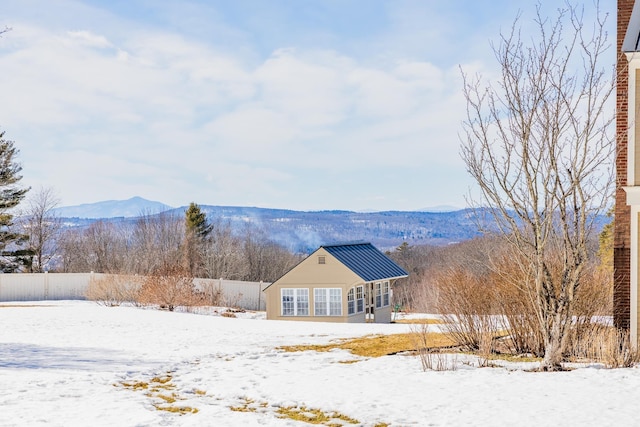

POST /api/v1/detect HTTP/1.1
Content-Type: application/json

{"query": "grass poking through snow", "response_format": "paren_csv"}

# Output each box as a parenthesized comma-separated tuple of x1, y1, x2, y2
(276, 405, 360, 425)
(393, 318, 443, 325)
(117, 372, 200, 415)
(229, 397, 391, 425)
(279, 332, 455, 358)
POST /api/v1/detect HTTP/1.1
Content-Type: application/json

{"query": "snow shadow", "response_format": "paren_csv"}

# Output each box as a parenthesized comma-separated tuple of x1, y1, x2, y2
(0, 343, 154, 371)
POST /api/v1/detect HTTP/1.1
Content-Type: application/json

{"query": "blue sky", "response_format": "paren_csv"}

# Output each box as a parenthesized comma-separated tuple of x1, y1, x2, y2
(0, 0, 615, 211)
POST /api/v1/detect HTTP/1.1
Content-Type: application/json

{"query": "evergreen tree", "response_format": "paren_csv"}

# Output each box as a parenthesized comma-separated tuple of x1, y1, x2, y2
(0, 132, 30, 271)
(597, 208, 614, 274)
(185, 202, 212, 238)
(183, 202, 211, 276)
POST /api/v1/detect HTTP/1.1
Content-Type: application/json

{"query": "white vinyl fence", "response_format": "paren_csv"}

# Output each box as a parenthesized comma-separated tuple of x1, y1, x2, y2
(193, 278, 270, 311)
(0, 273, 270, 311)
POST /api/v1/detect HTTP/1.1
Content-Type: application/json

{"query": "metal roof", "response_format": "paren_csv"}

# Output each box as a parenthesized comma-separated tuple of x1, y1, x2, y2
(322, 242, 408, 282)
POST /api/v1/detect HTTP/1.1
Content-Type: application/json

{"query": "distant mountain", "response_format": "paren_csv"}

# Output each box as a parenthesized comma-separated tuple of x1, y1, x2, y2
(53, 196, 173, 219)
(163, 205, 487, 251)
(54, 199, 609, 253)
(417, 205, 461, 213)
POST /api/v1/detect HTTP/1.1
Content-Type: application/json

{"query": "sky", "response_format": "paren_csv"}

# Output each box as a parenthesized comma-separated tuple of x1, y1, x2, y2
(2, 301, 639, 426)
(0, 0, 616, 211)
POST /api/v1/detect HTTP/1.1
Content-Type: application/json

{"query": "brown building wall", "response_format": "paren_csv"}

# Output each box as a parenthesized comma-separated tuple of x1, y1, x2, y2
(615, 0, 634, 329)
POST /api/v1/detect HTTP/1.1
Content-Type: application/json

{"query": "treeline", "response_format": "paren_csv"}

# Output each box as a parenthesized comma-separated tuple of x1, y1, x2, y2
(388, 234, 610, 315)
(55, 204, 302, 282)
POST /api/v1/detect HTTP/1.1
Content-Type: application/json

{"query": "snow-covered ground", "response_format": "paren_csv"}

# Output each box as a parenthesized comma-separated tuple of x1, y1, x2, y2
(0, 301, 638, 427)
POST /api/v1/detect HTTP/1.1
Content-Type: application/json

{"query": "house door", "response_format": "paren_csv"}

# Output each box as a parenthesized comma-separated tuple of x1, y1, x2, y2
(365, 282, 375, 322)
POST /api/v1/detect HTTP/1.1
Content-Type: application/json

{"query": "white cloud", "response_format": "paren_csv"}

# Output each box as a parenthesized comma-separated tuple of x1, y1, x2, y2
(66, 30, 112, 48)
(254, 48, 351, 128)
(205, 107, 296, 161)
(2, 0, 559, 210)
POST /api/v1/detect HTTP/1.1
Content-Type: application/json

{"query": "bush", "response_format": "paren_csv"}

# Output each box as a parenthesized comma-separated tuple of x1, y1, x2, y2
(489, 255, 544, 356)
(86, 274, 142, 306)
(568, 326, 639, 368)
(137, 266, 204, 311)
(196, 279, 225, 306)
(411, 323, 459, 371)
(433, 244, 620, 364)
(434, 268, 500, 351)
(564, 266, 614, 360)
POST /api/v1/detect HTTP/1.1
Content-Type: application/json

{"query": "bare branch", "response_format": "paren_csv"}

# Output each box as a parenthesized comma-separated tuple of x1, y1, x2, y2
(460, 1, 614, 370)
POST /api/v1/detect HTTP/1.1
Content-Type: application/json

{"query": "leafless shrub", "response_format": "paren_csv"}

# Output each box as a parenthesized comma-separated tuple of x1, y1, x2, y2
(412, 323, 458, 371)
(433, 243, 616, 364)
(138, 266, 203, 311)
(434, 268, 499, 351)
(565, 265, 614, 360)
(601, 330, 640, 368)
(490, 254, 545, 357)
(196, 279, 225, 306)
(570, 327, 639, 368)
(194, 279, 245, 308)
(477, 331, 495, 368)
(86, 274, 142, 306)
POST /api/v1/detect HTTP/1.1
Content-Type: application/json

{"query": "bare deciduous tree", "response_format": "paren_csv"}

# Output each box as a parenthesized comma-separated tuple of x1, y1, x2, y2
(201, 220, 247, 280)
(241, 226, 300, 282)
(130, 212, 184, 275)
(460, 3, 614, 370)
(58, 227, 88, 272)
(83, 220, 128, 273)
(21, 187, 61, 272)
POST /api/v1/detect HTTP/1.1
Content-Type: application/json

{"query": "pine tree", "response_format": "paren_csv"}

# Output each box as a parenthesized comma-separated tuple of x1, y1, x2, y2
(597, 208, 614, 274)
(185, 202, 212, 238)
(183, 202, 211, 276)
(0, 132, 30, 271)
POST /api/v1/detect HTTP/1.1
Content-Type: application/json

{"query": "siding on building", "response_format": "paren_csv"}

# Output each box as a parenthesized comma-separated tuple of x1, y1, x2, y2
(264, 243, 407, 323)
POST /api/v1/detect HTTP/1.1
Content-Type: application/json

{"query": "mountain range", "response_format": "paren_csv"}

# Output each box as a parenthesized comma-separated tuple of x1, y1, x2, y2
(52, 196, 173, 219)
(51, 197, 609, 252)
(51, 197, 482, 250)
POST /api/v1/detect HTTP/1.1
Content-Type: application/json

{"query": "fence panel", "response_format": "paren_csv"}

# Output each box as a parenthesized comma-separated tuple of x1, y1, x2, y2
(194, 279, 270, 311)
(0, 273, 268, 311)
(0, 274, 47, 301)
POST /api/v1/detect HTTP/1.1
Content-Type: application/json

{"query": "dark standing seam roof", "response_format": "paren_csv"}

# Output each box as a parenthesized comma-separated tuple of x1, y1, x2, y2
(322, 243, 408, 282)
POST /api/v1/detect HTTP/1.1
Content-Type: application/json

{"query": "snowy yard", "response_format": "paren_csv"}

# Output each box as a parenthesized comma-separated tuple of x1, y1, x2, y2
(0, 301, 638, 427)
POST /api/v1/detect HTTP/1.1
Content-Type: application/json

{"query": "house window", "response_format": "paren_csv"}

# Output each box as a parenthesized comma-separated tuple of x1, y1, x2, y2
(318, 256, 326, 264)
(348, 286, 365, 315)
(314, 288, 342, 316)
(375, 282, 390, 308)
(383, 281, 390, 307)
(356, 285, 364, 313)
(281, 288, 309, 316)
(348, 288, 355, 314)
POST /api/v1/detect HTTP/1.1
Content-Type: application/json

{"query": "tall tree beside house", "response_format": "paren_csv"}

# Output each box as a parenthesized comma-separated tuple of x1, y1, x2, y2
(460, 4, 614, 370)
(184, 202, 212, 276)
(0, 131, 30, 271)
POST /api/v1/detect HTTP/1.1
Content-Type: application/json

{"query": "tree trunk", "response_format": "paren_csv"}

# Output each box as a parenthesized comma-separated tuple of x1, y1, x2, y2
(542, 318, 565, 370)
